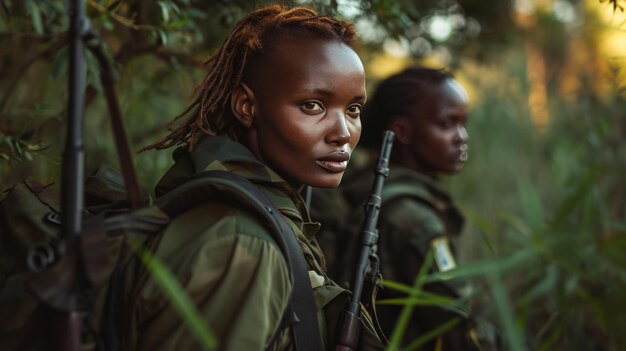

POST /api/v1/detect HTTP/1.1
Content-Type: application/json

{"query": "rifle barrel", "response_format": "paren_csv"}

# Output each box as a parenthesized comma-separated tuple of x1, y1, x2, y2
(336, 130, 395, 350)
(62, 0, 86, 240)
(59, 1, 87, 350)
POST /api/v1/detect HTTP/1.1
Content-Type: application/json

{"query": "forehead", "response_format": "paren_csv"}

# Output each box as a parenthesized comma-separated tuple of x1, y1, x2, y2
(440, 79, 469, 104)
(255, 37, 364, 90)
(410, 78, 468, 117)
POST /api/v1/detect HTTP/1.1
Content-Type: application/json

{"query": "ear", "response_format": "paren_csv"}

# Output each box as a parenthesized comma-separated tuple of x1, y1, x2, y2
(388, 117, 412, 145)
(231, 83, 256, 128)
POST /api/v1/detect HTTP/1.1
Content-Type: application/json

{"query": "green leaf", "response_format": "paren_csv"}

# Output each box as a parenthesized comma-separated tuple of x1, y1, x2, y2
(538, 325, 562, 351)
(403, 318, 462, 351)
(101, 15, 114, 31)
(1, 0, 10, 19)
(486, 270, 527, 351)
(187, 8, 208, 19)
(158, 1, 170, 22)
(549, 169, 597, 230)
(381, 280, 412, 294)
(378, 294, 468, 316)
(463, 208, 497, 253)
(498, 211, 533, 242)
(518, 264, 558, 306)
(50, 46, 69, 79)
(26, 0, 44, 35)
(426, 247, 537, 283)
(517, 180, 544, 232)
(157, 29, 168, 45)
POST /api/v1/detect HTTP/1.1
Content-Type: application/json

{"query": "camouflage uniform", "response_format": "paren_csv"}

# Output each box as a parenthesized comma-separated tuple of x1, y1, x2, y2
(119, 136, 383, 351)
(318, 164, 484, 351)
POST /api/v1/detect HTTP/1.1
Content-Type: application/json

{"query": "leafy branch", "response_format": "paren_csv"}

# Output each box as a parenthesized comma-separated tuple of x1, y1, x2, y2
(600, 0, 625, 12)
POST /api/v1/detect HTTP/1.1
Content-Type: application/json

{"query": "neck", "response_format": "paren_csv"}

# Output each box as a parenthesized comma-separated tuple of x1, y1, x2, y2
(242, 130, 305, 191)
(391, 149, 442, 180)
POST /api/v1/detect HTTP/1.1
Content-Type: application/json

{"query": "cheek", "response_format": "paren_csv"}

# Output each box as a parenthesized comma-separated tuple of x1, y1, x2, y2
(428, 127, 453, 145)
(266, 109, 311, 145)
(414, 128, 449, 156)
(349, 120, 362, 146)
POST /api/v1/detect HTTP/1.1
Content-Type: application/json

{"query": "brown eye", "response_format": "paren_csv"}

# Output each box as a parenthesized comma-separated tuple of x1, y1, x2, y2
(301, 101, 325, 115)
(439, 121, 453, 129)
(346, 104, 362, 118)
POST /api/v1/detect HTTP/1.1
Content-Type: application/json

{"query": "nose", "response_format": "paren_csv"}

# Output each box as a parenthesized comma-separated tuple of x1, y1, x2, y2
(325, 111, 351, 146)
(454, 125, 468, 144)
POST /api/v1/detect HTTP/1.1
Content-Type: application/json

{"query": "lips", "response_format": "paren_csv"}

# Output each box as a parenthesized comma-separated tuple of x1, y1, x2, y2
(456, 145, 468, 162)
(316, 151, 350, 173)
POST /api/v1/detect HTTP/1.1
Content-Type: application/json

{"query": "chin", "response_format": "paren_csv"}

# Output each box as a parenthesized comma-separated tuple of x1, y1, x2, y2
(307, 173, 344, 188)
(450, 163, 465, 173)
(437, 162, 463, 175)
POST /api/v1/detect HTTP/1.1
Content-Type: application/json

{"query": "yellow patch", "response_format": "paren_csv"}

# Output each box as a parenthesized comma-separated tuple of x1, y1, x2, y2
(431, 237, 456, 272)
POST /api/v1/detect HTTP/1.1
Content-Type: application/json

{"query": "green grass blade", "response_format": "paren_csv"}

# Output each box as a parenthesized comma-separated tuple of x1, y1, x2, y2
(462, 207, 497, 254)
(381, 280, 413, 294)
(486, 270, 526, 351)
(549, 169, 597, 230)
(403, 318, 462, 351)
(517, 180, 544, 232)
(386, 250, 434, 350)
(427, 247, 537, 283)
(129, 240, 218, 350)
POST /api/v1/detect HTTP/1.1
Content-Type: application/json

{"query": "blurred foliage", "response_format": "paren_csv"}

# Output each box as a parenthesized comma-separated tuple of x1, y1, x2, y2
(1, 0, 625, 350)
(0, 0, 524, 186)
(601, 0, 625, 12)
(446, 52, 626, 350)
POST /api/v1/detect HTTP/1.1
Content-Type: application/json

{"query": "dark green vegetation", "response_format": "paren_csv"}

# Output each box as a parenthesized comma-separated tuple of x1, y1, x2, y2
(1, 1, 625, 350)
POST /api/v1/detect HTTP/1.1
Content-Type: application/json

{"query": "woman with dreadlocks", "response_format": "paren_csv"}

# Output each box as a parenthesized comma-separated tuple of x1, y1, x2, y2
(116, 4, 383, 351)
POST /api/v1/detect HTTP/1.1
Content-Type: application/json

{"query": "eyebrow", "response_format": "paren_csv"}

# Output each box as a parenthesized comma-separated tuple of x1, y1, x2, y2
(303, 87, 366, 101)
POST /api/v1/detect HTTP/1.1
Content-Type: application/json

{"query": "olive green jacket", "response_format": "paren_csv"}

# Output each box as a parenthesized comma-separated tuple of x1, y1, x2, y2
(120, 136, 383, 351)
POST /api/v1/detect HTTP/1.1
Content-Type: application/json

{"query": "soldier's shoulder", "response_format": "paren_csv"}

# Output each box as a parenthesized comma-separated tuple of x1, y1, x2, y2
(382, 197, 445, 236)
(159, 200, 282, 255)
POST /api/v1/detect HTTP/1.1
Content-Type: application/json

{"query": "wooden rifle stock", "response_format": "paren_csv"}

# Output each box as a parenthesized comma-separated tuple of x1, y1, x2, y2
(335, 130, 395, 350)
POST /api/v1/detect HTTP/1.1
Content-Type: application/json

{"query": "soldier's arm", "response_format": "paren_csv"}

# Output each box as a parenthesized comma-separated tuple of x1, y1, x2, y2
(132, 203, 292, 351)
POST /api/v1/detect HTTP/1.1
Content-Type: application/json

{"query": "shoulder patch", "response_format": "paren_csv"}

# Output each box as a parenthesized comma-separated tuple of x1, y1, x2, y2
(308, 270, 325, 289)
(431, 237, 456, 272)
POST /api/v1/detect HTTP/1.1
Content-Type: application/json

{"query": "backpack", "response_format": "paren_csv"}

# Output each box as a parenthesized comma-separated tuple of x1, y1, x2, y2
(0, 166, 321, 351)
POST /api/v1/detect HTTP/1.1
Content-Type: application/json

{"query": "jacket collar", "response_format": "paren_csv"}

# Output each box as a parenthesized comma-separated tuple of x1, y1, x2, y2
(155, 136, 312, 228)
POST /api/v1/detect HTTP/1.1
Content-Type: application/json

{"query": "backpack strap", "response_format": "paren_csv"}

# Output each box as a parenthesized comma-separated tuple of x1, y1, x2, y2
(157, 170, 323, 351)
(155, 170, 323, 351)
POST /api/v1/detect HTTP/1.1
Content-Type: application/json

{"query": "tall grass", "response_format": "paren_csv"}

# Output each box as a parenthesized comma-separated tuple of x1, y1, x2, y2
(441, 60, 626, 349)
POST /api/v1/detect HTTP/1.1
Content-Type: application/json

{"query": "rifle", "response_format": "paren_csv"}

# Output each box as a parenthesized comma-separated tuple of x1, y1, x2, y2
(25, 1, 145, 349)
(335, 130, 395, 350)
(30, 0, 90, 349)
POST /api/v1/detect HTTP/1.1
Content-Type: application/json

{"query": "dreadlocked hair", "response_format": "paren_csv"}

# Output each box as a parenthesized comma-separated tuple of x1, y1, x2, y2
(142, 3, 357, 151)
(359, 67, 452, 149)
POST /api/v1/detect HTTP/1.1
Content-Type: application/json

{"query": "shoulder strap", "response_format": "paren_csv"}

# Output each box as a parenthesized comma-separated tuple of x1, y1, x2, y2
(155, 170, 323, 351)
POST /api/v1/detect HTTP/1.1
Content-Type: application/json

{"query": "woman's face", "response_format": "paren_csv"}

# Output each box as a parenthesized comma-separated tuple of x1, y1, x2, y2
(406, 78, 470, 175)
(245, 38, 366, 189)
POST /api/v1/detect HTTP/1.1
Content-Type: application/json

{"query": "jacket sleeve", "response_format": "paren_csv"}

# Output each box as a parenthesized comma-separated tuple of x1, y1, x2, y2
(128, 202, 292, 351)
(377, 200, 479, 351)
